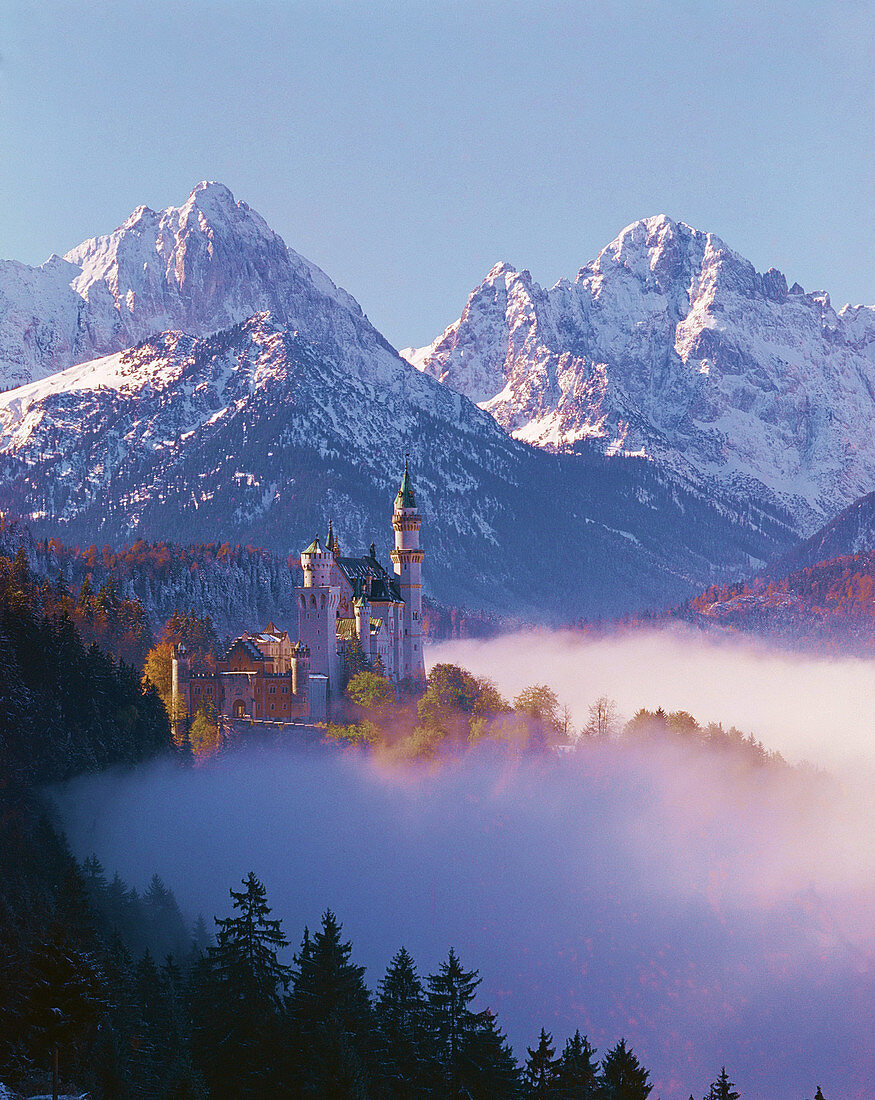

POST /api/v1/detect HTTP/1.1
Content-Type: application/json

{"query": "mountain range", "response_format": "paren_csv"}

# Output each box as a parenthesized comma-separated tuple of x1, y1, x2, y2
(404, 216, 875, 530)
(0, 183, 870, 618)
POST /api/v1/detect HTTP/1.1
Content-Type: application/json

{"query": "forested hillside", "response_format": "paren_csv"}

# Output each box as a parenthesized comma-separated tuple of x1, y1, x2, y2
(0, 515, 504, 642)
(0, 544, 189, 1096)
(660, 550, 875, 653)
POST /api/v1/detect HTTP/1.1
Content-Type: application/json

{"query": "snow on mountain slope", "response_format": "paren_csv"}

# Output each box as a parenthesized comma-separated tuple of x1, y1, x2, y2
(405, 216, 875, 530)
(0, 182, 380, 387)
(0, 313, 795, 619)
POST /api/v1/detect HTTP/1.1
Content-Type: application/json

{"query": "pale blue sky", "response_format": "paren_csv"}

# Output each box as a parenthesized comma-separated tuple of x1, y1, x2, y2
(1, 0, 872, 347)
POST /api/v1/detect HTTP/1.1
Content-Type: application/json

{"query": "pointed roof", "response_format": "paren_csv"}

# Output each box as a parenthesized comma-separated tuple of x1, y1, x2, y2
(302, 536, 322, 554)
(326, 518, 337, 553)
(395, 456, 416, 509)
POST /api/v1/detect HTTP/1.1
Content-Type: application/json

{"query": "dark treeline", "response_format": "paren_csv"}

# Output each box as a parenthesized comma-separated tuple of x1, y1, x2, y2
(2, 847, 781, 1100)
(0, 541, 185, 1096)
(0, 548, 168, 787)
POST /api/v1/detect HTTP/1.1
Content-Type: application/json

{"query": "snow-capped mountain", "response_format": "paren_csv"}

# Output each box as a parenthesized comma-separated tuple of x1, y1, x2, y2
(0, 185, 821, 617)
(0, 181, 378, 389)
(404, 216, 875, 530)
(0, 311, 794, 619)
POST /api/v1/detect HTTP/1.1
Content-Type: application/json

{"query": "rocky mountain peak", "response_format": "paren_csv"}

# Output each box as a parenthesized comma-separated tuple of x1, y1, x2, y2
(0, 183, 372, 388)
(407, 218, 875, 529)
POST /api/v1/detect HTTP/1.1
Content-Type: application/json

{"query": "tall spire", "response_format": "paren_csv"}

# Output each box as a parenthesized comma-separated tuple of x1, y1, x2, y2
(326, 518, 340, 556)
(395, 454, 416, 509)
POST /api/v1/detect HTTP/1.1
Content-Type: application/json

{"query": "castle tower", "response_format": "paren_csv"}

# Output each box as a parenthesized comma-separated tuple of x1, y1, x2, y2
(170, 643, 190, 740)
(390, 458, 426, 684)
(297, 535, 341, 696)
(353, 580, 374, 664)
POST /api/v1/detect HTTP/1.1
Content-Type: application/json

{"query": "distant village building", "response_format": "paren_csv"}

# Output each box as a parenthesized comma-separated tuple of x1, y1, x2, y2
(172, 461, 426, 725)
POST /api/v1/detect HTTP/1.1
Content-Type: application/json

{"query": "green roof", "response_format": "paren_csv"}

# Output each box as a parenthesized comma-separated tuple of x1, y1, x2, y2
(302, 536, 322, 554)
(394, 457, 416, 509)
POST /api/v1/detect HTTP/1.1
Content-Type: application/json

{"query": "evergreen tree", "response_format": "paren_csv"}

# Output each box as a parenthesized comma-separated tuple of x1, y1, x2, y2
(600, 1039, 652, 1100)
(190, 914, 212, 957)
(143, 873, 190, 962)
(287, 910, 373, 1098)
(211, 872, 291, 1010)
(463, 1008, 521, 1099)
(705, 1066, 740, 1100)
(554, 1029, 599, 1098)
(130, 949, 165, 1094)
(524, 1027, 559, 1095)
(192, 872, 290, 1098)
(427, 947, 483, 1099)
(345, 631, 371, 680)
(25, 928, 106, 1099)
(373, 945, 432, 1098)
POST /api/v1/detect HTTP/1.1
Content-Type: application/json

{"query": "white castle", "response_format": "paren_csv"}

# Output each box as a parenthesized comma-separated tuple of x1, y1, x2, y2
(173, 460, 426, 727)
(297, 458, 427, 709)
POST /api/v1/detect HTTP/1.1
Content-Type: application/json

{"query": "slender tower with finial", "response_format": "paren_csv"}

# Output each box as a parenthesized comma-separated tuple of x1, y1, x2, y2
(391, 456, 426, 684)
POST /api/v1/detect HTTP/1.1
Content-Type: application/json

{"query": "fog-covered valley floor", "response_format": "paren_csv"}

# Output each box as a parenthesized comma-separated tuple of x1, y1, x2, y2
(54, 629, 874, 1100)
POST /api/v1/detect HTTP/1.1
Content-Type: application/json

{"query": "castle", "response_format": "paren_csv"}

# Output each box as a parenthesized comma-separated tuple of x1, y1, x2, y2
(172, 461, 426, 724)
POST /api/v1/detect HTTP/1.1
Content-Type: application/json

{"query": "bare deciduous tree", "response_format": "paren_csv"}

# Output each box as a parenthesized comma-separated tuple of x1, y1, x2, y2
(584, 695, 620, 739)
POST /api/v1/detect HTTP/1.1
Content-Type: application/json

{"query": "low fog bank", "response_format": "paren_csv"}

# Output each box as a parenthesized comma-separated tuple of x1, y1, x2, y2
(429, 625, 875, 769)
(54, 736, 873, 1100)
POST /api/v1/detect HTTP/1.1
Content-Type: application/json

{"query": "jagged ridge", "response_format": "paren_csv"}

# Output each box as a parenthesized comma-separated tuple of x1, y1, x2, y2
(405, 215, 875, 531)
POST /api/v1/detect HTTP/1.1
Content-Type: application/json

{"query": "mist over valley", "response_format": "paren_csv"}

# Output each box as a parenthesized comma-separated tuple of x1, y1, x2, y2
(52, 631, 874, 1100)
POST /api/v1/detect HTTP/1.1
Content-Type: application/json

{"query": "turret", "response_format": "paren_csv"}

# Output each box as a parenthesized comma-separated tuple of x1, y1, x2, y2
(390, 457, 426, 684)
(297, 535, 341, 698)
(289, 641, 310, 704)
(170, 643, 190, 738)
(301, 536, 334, 588)
(353, 581, 373, 663)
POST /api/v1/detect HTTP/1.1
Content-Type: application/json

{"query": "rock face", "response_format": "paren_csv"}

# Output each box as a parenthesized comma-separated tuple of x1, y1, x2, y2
(0, 181, 374, 388)
(405, 216, 875, 530)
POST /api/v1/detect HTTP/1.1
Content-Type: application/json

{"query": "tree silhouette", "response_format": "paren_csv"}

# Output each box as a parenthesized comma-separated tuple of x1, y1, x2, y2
(524, 1027, 559, 1094)
(555, 1029, 600, 1097)
(706, 1066, 740, 1100)
(600, 1038, 652, 1100)
(427, 947, 484, 1099)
